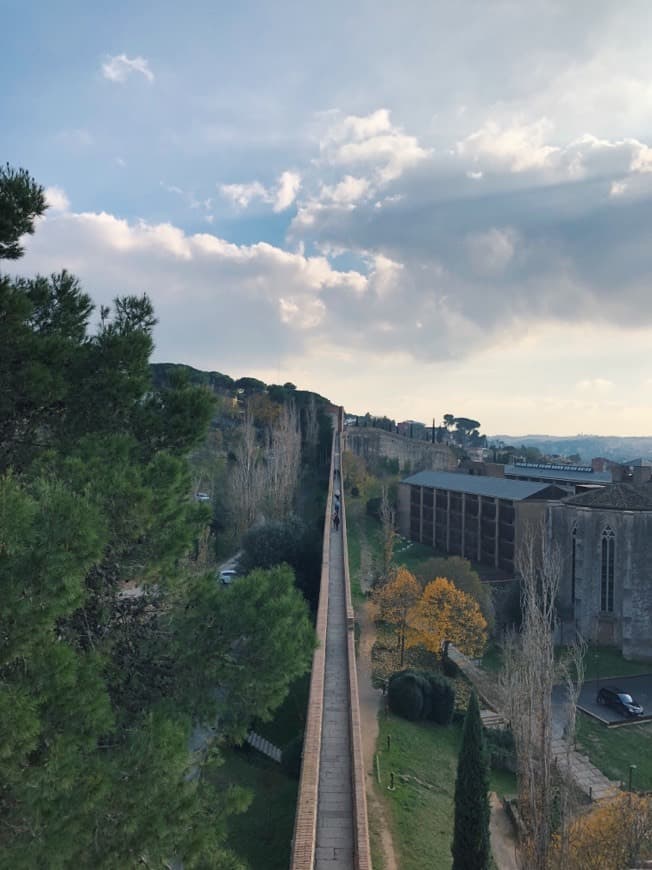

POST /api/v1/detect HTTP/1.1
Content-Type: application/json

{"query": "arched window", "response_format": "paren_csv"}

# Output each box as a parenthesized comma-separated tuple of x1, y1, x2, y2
(571, 526, 577, 610)
(600, 526, 615, 613)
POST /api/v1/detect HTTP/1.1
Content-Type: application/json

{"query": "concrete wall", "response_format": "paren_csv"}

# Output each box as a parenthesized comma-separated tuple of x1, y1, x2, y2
(343, 426, 456, 474)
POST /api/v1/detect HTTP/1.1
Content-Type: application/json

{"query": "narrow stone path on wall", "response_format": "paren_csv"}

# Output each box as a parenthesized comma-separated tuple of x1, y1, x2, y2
(315, 489, 355, 869)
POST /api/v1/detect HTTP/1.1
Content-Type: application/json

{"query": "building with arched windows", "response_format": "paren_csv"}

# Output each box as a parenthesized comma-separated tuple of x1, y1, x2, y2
(549, 483, 652, 660)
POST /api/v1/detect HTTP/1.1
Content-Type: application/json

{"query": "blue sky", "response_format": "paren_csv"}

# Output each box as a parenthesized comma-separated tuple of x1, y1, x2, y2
(6, 0, 652, 435)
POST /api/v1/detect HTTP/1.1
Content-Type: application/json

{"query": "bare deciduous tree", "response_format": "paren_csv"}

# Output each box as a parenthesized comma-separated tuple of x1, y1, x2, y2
(304, 395, 319, 459)
(501, 521, 560, 870)
(379, 484, 397, 584)
(265, 402, 302, 520)
(229, 408, 264, 536)
(557, 634, 587, 868)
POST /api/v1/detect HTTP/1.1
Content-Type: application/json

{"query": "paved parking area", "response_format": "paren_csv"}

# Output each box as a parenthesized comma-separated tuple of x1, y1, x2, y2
(576, 674, 652, 725)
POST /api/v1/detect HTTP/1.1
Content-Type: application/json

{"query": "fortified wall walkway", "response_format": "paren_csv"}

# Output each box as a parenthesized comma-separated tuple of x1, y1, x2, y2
(290, 426, 371, 870)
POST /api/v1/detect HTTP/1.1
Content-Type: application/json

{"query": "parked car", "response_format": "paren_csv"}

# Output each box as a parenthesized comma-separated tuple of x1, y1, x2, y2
(195, 492, 211, 502)
(218, 568, 239, 586)
(596, 686, 644, 717)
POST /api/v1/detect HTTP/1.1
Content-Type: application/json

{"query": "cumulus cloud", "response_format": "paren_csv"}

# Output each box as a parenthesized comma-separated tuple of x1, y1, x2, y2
(220, 170, 301, 212)
(274, 171, 301, 212)
(457, 119, 559, 173)
(17, 207, 367, 369)
(102, 54, 155, 83)
(45, 186, 70, 212)
(319, 109, 430, 182)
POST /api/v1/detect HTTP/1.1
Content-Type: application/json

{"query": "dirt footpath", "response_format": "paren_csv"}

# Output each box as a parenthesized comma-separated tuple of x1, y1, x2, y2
(357, 599, 398, 870)
(490, 792, 520, 870)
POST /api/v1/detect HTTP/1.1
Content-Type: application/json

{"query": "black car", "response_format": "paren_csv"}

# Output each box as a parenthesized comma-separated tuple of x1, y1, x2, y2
(596, 686, 644, 717)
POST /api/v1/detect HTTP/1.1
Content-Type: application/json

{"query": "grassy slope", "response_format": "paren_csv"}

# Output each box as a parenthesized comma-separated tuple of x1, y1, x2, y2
(376, 713, 515, 870)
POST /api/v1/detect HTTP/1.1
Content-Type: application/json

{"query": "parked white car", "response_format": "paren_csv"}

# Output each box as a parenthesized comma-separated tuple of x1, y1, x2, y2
(195, 492, 211, 502)
(218, 569, 239, 586)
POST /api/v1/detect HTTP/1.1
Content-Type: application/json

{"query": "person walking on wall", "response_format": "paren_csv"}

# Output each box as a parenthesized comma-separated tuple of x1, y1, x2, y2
(333, 512, 340, 531)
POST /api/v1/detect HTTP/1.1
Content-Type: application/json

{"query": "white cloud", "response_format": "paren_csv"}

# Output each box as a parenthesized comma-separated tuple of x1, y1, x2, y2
(17, 206, 367, 368)
(220, 180, 270, 208)
(320, 175, 370, 206)
(320, 109, 430, 182)
(274, 171, 301, 212)
(44, 186, 70, 212)
(102, 54, 155, 84)
(458, 119, 559, 173)
(220, 170, 301, 212)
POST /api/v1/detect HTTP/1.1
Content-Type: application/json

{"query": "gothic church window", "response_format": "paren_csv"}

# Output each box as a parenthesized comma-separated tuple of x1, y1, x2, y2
(600, 526, 615, 613)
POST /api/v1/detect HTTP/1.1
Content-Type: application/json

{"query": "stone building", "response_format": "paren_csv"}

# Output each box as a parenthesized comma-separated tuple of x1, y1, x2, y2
(397, 470, 565, 575)
(550, 482, 652, 660)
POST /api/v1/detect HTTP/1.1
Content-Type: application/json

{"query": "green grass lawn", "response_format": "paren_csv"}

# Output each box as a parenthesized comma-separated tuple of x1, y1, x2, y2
(581, 646, 652, 681)
(211, 748, 298, 870)
(375, 712, 516, 870)
(392, 538, 436, 573)
(575, 713, 652, 791)
(345, 497, 383, 602)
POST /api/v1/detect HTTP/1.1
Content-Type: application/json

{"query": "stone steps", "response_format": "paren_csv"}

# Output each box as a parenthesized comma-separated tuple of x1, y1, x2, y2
(246, 730, 282, 763)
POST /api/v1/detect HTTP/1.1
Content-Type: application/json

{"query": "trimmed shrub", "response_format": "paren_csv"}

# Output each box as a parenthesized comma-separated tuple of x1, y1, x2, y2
(387, 671, 430, 721)
(426, 673, 455, 725)
(387, 669, 455, 724)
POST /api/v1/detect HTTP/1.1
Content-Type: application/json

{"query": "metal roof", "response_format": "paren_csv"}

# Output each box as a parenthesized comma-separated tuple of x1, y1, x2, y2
(504, 464, 612, 484)
(401, 470, 561, 501)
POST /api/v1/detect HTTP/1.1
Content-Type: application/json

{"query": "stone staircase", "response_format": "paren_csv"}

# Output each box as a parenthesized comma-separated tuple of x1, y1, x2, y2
(246, 731, 282, 763)
(551, 737, 619, 802)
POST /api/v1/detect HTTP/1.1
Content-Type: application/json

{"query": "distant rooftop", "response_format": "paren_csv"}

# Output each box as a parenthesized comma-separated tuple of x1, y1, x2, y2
(504, 462, 612, 484)
(565, 483, 652, 511)
(402, 470, 563, 501)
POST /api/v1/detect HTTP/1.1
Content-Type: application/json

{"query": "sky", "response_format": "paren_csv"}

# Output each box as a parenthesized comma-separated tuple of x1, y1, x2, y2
(5, 0, 652, 436)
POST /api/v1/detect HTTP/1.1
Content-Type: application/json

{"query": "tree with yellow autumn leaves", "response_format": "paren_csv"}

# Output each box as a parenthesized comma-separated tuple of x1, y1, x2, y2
(407, 577, 487, 659)
(551, 792, 652, 870)
(377, 569, 488, 663)
(375, 567, 421, 666)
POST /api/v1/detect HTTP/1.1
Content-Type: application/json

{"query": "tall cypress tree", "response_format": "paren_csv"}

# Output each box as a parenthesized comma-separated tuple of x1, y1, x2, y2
(452, 690, 491, 870)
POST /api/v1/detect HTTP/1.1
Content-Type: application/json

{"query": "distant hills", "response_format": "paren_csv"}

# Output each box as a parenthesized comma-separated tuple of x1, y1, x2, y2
(491, 434, 652, 464)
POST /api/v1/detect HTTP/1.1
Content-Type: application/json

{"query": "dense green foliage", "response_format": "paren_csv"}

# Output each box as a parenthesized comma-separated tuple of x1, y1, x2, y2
(452, 691, 491, 870)
(0, 165, 315, 867)
(387, 669, 455, 725)
(240, 515, 323, 609)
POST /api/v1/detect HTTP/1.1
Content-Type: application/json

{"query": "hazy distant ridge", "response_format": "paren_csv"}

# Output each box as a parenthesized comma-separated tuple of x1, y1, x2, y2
(491, 434, 652, 464)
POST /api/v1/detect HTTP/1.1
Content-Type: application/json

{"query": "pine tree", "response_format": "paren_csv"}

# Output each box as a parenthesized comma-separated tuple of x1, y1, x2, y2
(452, 691, 491, 870)
(0, 164, 315, 868)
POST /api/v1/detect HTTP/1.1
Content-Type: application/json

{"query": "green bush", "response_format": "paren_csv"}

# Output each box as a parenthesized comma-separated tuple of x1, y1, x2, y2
(426, 673, 455, 725)
(485, 727, 516, 772)
(387, 669, 455, 724)
(387, 671, 430, 721)
(442, 656, 460, 679)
